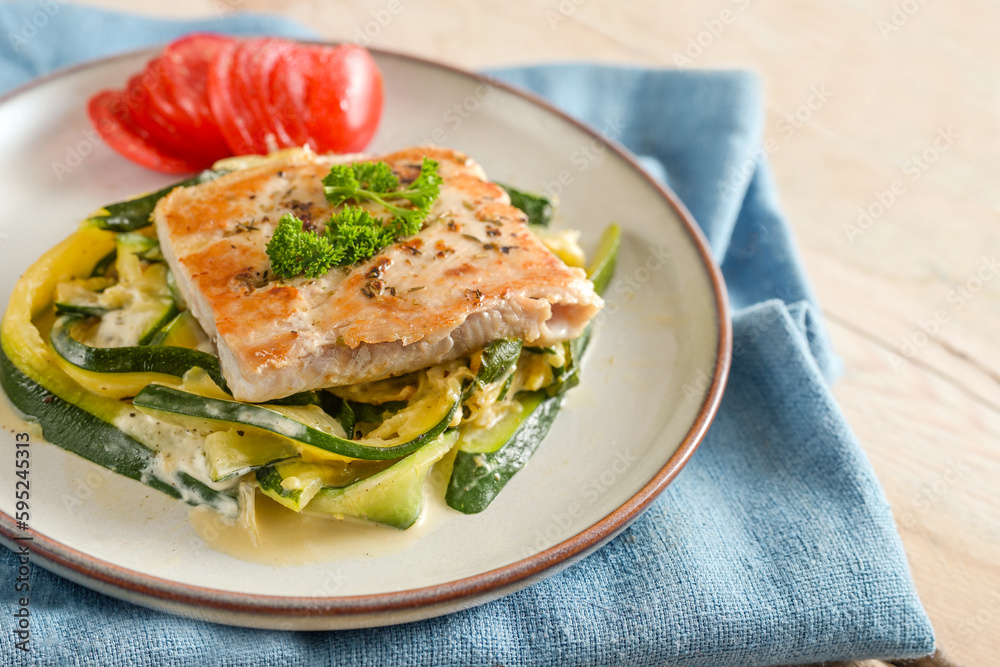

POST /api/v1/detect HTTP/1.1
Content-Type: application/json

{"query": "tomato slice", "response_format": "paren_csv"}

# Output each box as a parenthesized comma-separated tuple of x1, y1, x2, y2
(299, 44, 383, 153)
(230, 38, 275, 155)
(87, 90, 204, 174)
(124, 65, 189, 157)
(88, 36, 384, 171)
(206, 41, 257, 156)
(245, 38, 299, 150)
(159, 33, 233, 160)
(269, 48, 313, 149)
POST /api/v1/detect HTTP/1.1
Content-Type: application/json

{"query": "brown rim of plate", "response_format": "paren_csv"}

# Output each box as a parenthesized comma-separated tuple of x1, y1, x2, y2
(0, 44, 733, 621)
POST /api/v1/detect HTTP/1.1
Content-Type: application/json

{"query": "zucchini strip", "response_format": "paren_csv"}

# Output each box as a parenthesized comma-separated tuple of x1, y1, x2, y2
(133, 384, 461, 461)
(447, 393, 560, 514)
(307, 431, 460, 529)
(256, 463, 324, 512)
(1, 347, 236, 515)
(204, 428, 300, 482)
(50, 314, 229, 391)
(446, 223, 620, 513)
(85, 169, 226, 232)
(498, 184, 553, 227)
(587, 223, 621, 295)
(0, 227, 236, 515)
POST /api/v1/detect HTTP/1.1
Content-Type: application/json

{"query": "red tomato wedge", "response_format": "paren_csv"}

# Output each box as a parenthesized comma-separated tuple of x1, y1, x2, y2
(87, 34, 384, 172)
(88, 91, 205, 174)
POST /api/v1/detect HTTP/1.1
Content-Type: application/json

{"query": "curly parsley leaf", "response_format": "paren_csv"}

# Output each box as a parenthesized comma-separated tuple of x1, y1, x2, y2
(324, 207, 395, 266)
(265, 213, 341, 279)
(322, 157, 442, 232)
(350, 161, 400, 195)
(267, 159, 443, 280)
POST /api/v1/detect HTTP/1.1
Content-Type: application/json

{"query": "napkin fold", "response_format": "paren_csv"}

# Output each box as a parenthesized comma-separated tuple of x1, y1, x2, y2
(0, 3, 934, 665)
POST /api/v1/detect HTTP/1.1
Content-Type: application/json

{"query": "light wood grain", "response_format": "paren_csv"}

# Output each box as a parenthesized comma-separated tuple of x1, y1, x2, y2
(65, 1, 1000, 664)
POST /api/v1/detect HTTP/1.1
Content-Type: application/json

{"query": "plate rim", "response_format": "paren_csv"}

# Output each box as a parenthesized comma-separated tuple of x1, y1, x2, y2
(0, 43, 732, 625)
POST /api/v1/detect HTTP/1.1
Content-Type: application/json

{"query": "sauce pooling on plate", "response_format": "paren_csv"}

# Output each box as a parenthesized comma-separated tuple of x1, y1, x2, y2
(188, 482, 452, 567)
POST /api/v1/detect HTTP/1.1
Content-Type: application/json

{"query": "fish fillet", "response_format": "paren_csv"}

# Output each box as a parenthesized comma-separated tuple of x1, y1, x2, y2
(153, 147, 603, 403)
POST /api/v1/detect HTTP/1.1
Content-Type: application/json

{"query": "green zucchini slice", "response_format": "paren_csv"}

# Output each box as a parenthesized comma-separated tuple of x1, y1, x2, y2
(149, 310, 211, 349)
(165, 269, 184, 307)
(116, 232, 163, 262)
(50, 314, 228, 391)
(135, 301, 179, 346)
(85, 169, 226, 232)
(0, 342, 237, 516)
(54, 276, 116, 317)
(587, 222, 620, 295)
(256, 458, 395, 513)
(446, 393, 560, 514)
(307, 430, 460, 529)
(499, 184, 553, 227)
(90, 249, 117, 278)
(203, 428, 300, 482)
(445, 222, 620, 514)
(456, 391, 547, 455)
(256, 463, 324, 512)
(133, 384, 461, 461)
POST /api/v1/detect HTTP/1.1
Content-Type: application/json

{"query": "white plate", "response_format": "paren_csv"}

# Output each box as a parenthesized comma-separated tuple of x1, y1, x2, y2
(0, 47, 730, 629)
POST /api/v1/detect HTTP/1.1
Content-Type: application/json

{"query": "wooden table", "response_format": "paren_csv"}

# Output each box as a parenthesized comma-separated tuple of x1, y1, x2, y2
(73, 1, 1000, 664)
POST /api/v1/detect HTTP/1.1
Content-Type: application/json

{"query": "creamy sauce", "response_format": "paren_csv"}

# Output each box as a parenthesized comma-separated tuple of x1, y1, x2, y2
(188, 478, 454, 566)
(0, 395, 42, 441)
(3, 389, 454, 566)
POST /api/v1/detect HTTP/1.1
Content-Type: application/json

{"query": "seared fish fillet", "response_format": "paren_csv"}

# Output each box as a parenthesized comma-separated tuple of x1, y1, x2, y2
(154, 147, 603, 403)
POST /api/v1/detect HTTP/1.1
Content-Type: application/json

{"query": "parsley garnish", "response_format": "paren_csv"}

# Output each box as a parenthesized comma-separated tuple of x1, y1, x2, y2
(266, 214, 337, 279)
(265, 158, 442, 280)
(323, 157, 442, 234)
(324, 207, 395, 266)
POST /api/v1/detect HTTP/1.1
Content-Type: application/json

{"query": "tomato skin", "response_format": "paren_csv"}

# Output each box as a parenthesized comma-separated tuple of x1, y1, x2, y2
(158, 33, 234, 161)
(88, 35, 385, 169)
(301, 44, 384, 153)
(269, 49, 313, 149)
(87, 90, 205, 174)
(124, 65, 189, 157)
(245, 39, 299, 150)
(206, 40, 257, 156)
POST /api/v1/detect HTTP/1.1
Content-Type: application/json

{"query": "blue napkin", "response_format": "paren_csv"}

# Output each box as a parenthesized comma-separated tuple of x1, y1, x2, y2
(0, 3, 934, 665)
